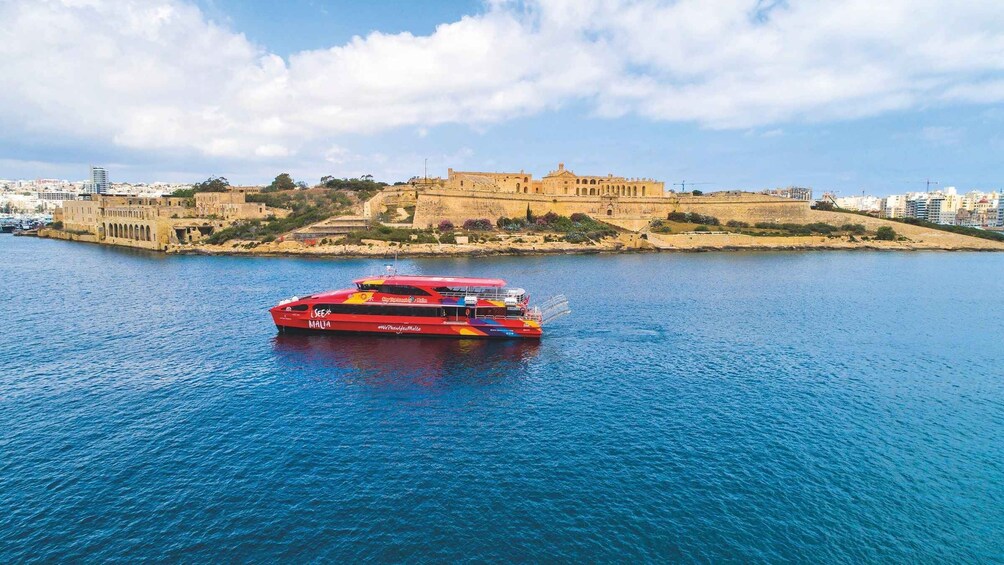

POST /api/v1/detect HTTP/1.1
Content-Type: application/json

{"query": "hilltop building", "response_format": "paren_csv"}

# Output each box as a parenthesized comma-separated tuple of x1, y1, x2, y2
(407, 162, 810, 228)
(444, 163, 665, 197)
(761, 187, 813, 201)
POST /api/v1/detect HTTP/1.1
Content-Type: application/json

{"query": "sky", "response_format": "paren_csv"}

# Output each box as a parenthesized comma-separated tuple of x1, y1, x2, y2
(1, 0, 1003, 196)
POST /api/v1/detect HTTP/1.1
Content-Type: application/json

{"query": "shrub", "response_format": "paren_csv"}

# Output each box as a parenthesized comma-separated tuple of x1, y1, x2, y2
(462, 218, 493, 231)
(437, 219, 454, 232)
(439, 232, 457, 244)
(692, 190, 703, 196)
(695, 225, 709, 232)
(876, 226, 897, 240)
(497, 216, 525, 231)
(726, 220, 749, 228)
(667, 211, 719, 225)
(51, 221, 63, 230)
(570, 213, 588, 222)
(841, 223, 866, 235)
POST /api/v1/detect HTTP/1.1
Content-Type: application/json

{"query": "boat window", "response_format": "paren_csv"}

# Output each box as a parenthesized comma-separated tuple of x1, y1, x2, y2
(311, 303, 442, 317)
(285, 304, 308, 311)
(377, 285, 430, 296)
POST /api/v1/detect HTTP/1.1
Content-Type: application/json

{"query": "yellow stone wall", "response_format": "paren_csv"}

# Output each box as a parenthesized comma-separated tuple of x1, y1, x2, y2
(443, 163, 665, 198)
(412, 189, 810, 229)
(445, 168, 532, 193)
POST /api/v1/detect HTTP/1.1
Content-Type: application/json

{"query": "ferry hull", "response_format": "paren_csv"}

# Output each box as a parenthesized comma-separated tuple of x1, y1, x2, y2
(271, 312, 542, 339)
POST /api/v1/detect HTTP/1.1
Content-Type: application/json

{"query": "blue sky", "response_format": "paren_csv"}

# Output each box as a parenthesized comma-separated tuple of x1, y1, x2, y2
(2, 0, 1003, 196)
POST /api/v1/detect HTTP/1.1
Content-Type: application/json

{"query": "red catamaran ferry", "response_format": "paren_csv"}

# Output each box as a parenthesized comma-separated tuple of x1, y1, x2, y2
(270, 273, 569, 339)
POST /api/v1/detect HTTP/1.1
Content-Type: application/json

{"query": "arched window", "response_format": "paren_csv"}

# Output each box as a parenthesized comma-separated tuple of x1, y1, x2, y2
(590, 179, 596, 185)
(516, 182, 520, 190)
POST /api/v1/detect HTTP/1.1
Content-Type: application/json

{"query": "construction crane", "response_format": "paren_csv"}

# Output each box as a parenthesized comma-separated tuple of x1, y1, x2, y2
(905, 179, 939, 192)
(673, 181, 712, 193)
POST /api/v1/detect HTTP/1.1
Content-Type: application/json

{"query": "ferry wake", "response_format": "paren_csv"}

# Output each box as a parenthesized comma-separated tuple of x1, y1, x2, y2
(270, 272, 570, 339)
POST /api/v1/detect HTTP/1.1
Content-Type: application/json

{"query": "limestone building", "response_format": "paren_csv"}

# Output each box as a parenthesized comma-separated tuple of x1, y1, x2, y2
(59, 192, 283, 250)
(443, 163, 665, 197)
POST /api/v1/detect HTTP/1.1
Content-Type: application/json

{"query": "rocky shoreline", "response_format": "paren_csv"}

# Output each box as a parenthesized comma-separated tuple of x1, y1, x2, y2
(167, 235, 1004, 258)
(37, 228, 1004, 257)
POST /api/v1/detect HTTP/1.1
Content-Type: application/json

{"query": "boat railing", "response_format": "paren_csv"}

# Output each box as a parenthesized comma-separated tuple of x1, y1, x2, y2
(436, 288, 526, 302)
(472, 313, 535, 321)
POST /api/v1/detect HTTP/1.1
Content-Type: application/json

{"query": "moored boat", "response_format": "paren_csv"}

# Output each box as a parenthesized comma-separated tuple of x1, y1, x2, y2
(270, 273, 569, 339)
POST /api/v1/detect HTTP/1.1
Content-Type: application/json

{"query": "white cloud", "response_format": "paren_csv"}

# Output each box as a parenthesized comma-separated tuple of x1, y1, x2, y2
(2, 0, 1004, 165)
(254, 144, 292, 158)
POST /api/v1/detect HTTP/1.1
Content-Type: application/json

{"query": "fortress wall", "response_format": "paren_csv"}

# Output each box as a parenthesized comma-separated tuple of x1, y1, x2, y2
(413, 190, 812, 229)
(671, 196, 812, 223)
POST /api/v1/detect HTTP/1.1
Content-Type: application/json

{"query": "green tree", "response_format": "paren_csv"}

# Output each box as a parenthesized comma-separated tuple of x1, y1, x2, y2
(265, 173, 296, 193)
(171, 176, 229, 197)
(692, 189, 703, 196)
(876, 226, 897, 240)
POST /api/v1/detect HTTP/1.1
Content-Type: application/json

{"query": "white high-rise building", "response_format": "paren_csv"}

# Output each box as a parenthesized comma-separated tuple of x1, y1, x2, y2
(881, 194, 907, 218)
(89, 166, 108, 194)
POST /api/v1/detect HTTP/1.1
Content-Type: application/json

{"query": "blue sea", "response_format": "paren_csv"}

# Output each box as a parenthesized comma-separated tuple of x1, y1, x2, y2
(1, 236, 1002, 562)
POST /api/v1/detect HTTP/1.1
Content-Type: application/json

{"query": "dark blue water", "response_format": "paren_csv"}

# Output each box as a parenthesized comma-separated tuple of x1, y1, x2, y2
(1, 236, 1002, 562)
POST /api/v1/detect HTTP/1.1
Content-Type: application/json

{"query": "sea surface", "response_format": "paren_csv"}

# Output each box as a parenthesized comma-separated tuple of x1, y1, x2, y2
(1, 236, 1002, 562)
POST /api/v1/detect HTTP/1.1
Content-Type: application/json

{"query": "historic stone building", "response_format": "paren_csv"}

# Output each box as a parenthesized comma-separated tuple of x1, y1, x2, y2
(59, 192, 282, 250)
(443, 163, 665, 197)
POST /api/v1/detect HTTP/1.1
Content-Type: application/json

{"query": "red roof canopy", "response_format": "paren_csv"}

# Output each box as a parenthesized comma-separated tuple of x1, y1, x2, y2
(353, 275, 507, 288)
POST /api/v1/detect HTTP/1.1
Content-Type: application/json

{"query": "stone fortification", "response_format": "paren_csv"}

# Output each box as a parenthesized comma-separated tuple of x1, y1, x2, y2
(444, 162, 664, 197)
(55, 192, 284, 251)
(412, 189, 810, 229)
